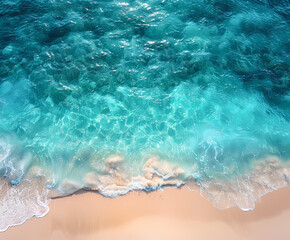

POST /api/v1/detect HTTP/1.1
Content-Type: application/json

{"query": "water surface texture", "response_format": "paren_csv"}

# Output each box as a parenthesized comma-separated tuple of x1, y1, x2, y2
(0, 0, 289, 231)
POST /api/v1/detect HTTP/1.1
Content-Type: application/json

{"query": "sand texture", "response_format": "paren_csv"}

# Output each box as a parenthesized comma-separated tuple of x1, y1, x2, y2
(1, 187, 290, 240)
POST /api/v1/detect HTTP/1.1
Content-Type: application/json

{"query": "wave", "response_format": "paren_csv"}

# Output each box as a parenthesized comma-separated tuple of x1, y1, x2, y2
(1, 154, 289, 232)
(0, 175, 50, 232)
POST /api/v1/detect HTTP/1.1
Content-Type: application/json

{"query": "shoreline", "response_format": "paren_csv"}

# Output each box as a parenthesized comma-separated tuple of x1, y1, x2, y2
(2, 186, 290, 240)
(1, 155, 289, 235)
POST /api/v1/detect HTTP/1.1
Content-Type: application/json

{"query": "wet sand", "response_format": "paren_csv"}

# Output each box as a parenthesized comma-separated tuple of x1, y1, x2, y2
(2, 187, 290, 240)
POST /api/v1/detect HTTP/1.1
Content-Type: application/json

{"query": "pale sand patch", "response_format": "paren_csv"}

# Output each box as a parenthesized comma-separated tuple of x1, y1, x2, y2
(1, 187, 290, 240)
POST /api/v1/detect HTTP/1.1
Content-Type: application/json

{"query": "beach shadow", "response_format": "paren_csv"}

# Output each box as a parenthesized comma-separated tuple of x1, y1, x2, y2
(48, 186, 290, 236)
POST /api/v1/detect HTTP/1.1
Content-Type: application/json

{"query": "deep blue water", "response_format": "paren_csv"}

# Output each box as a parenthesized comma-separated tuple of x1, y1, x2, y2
(0, 0, 289, 231)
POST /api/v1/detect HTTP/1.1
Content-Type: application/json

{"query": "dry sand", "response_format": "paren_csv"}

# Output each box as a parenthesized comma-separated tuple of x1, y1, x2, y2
(1, 186, 290, 240)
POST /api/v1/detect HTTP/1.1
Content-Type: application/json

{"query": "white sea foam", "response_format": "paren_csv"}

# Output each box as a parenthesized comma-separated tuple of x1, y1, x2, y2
(1, 155, 290, 232)
(0, 177, 50, 232)
(198, 157, 290, 211)
(52, 154, 290, 209)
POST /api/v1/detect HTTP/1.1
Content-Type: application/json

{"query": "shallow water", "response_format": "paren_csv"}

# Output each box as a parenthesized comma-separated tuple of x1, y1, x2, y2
(0, 0, 289, 231)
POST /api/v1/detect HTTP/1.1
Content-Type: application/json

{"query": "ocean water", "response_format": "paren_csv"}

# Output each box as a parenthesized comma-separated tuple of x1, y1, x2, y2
(0, 0, 289, 231)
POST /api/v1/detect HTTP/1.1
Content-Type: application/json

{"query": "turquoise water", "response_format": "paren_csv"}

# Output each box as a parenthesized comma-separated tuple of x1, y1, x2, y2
(0, 0, 289, 231)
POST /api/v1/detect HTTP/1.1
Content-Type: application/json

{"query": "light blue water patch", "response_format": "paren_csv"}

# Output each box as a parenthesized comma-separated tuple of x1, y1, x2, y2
(0, 0, 289, 215)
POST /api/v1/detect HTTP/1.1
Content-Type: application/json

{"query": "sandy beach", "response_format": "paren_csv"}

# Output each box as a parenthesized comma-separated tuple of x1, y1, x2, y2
(1, 186, 290, 240)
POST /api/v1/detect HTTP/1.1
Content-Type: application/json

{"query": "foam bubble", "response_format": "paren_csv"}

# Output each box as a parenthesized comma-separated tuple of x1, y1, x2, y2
(0, 178, 50, 232)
